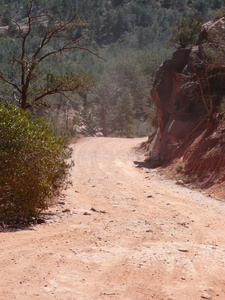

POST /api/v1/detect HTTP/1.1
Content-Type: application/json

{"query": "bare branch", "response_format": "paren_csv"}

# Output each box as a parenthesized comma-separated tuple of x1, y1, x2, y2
(12, 20, 24, 38)
(34, 87, 74, 103)
(0, 97, 9, 106)
(38, 43, 105, 63)
(31, 14, 84, 60)
(196, 72, 211, 117)
(29, 13, 50, 21)
(9, 52, 22, 66)
(0, 74, 21, 93)
(1, 1, 102, 109)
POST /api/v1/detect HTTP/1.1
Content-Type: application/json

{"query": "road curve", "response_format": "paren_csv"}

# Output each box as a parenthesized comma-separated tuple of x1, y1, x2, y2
(0, 137, 225, 300)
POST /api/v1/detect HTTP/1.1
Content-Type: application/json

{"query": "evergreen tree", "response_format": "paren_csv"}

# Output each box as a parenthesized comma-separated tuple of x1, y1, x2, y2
(114, 89, 135, 137)
(1, 8, 12, 26)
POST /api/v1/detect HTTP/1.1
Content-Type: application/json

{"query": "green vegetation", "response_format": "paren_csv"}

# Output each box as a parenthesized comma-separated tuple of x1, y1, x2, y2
(176, 164, 184, 173)
(170, 14, 204, 48)
(0, 0, 223, 137)
(195, 16, 225, 119)
(0, 104, 71, 224)
(0, 2, 95, 110)
(0, 0, 224, 224)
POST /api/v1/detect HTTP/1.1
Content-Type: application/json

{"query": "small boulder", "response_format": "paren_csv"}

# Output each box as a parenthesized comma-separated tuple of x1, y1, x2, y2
(95, 132, 104, 137)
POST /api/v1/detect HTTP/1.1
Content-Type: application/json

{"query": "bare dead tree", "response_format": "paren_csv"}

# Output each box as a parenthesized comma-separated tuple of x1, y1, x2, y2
(0, 0, 103, 109)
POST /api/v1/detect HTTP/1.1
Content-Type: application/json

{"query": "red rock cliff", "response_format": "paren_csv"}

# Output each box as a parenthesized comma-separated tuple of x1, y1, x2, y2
(148, 18, 225, 197)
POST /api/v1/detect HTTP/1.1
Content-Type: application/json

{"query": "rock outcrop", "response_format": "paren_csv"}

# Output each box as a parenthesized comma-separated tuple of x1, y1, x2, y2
(148, 18, 225, 196)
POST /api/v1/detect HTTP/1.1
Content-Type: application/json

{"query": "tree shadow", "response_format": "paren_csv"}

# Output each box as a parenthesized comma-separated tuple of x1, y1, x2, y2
(0, 212, 57, 233)
(0, 223, 35, 233)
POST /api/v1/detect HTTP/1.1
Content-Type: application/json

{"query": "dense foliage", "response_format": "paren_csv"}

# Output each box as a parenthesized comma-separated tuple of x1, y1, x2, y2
(0, 0, 224, 137)
(0, 104, 71, 224)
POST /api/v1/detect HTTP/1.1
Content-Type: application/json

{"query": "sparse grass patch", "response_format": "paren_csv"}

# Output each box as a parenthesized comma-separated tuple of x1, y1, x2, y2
(176, 164, 184, 173)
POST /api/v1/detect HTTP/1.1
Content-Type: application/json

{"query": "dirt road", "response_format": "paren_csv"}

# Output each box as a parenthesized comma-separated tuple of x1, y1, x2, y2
(1, 137, 225, 300)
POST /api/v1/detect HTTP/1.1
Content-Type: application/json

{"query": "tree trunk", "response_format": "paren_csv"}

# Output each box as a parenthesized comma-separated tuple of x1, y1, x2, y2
(100, 103, 107, 136)
(21, 88, 27, 110)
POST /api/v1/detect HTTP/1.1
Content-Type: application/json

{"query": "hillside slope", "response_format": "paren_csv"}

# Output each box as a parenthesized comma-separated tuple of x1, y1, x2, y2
(147, 17, 225, 199)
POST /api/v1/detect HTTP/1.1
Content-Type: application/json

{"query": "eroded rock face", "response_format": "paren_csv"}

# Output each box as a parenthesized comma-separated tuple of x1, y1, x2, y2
(149, 47, 207, 164)
(148, 18, 225, 190)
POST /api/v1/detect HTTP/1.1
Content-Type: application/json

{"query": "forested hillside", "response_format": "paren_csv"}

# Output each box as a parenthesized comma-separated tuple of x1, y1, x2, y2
(0, 0, 224, 137)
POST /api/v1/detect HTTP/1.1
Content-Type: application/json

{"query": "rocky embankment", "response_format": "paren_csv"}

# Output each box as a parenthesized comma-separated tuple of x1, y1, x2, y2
(147, 18, 225, 199)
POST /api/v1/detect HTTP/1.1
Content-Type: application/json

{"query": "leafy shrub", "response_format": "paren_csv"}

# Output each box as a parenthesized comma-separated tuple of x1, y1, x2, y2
(176, 164, 184, 173)
(170, 14, 203, 48)
(214, 7, 225, 19)
(0, 104, 72, 224)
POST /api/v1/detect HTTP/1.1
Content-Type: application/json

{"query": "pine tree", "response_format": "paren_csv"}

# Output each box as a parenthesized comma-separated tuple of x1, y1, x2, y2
(114, 89, 135, 137)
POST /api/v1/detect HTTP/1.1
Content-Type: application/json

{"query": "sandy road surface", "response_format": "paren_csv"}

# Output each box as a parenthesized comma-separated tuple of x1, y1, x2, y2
(0, 137, 225, 300)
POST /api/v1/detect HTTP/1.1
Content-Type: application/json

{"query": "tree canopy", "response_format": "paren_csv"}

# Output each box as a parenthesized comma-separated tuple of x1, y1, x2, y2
(0, 0, 224, 135)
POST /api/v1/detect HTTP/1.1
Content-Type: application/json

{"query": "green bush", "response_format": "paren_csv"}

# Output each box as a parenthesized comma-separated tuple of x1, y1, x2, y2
(0, 104, 72, 224)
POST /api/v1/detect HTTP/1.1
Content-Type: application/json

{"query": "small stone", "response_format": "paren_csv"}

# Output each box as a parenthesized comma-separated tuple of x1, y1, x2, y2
(201, 294, 212, 299)
(69, 248, 77, 254)
(83, 212, 91, 215)
(58, 201, 65, 205)
(177, 222, 189, 228)
(100, 210, 106, 214)
(176, 180, 185, 186)
(46, 219, 54, 223)
(147, 195, 153, 198)
(146, 229, 154, 233)
(178, 248, 189, 253)
(62, 209, 71, 213)
(90, 207, 97, 212)
(181, 276, 186, 280)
